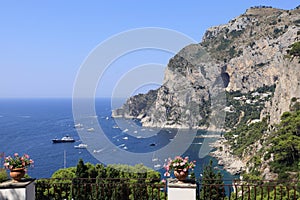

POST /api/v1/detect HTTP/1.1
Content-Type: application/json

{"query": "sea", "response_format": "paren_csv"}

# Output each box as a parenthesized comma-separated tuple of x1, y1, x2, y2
(0, 98, 238, 181)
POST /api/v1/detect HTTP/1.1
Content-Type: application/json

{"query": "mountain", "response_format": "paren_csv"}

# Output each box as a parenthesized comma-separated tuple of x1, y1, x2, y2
(112, 6, 300, 180)
(113, 6, 300, 130)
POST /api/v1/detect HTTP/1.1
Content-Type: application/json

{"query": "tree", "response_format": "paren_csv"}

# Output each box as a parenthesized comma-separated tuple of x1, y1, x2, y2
(35, 167, 76, 199)
(36, 160, 163, 200)
(76, 158, 88, 178)
(199, 160, 225, 200)
(73, 159, 89, 200)
(269, 111, 300, 176)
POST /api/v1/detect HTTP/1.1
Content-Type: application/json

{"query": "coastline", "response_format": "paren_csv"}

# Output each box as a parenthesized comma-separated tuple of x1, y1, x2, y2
(209, 137, 245, 175)
(112, 114, 244, 176)
(112, 115, 226, 132)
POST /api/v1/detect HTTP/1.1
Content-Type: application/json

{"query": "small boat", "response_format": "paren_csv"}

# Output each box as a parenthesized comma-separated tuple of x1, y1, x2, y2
(87, 128, 95, 132)
(52, 135, 75, 143)
(74, 123, 83, 128)
(74, 143, 88, 149)
(118, 144, 126, 147)
(154, 164, 161, 168)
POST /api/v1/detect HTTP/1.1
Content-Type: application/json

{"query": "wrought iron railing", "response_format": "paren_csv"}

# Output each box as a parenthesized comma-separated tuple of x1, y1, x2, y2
(35, 178, 299, 200)
(35, 178, 166, 200)
(196, 179, 299, 200)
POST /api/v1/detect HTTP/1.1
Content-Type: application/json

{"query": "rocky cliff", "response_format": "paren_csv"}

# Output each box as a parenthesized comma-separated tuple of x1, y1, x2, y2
(112, 6, 300, 130)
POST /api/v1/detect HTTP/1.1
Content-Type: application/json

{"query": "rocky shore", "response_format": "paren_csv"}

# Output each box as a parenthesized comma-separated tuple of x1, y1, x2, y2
(209, 137, 246, 175)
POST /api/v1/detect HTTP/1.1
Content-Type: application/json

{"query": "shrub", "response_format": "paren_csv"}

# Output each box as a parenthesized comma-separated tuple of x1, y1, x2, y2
(0, 168, 8, 182)
(291, 97, 297, 102)
(289, 42, 300, 57)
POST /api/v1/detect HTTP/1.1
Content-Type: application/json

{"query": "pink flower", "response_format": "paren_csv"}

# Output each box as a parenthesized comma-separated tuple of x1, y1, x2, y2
(164, 155, 195, 178)
(161, 179, 166, 183)
(164, 172, 170, 177)
(4, 162, 9, 168)
(3, 153, 34, 169)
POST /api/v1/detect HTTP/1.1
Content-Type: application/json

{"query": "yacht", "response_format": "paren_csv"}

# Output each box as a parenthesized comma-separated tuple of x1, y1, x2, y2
(52, 135, 75, 143)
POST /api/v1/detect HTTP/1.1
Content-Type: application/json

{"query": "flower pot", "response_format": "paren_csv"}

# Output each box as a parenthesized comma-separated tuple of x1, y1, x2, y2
(174, 169, 188, 182)
(10, 168, 25, 182)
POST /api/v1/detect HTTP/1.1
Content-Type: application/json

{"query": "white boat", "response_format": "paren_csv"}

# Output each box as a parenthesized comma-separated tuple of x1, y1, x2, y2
(93, 148, 104, 153)
(74, 123, 83, 128)
(87, 128, 95, 132)
(52, 135, 75, 143)
(152, 158, 158, 162)
(74, 144, 88, 149)
(154, 164, 161, 168)
(118, 144, 126, 147)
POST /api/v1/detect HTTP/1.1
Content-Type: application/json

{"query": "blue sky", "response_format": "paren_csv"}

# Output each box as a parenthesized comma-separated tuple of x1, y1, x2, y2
(0, 1, 299, 98)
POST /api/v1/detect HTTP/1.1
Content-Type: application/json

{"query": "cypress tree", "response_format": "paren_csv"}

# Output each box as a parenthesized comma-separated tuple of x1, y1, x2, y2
(74, 159, 89, 200)
(199, 160, 225, 200)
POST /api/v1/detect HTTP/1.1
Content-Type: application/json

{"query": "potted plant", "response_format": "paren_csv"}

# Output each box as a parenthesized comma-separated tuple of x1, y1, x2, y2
(3, 153, 34, 182)
(164, 156, 195, 181)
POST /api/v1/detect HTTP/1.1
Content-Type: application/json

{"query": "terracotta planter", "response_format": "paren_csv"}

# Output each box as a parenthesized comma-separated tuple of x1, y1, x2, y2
(10, 168, 25, 182)
(174, 169, 188, 181)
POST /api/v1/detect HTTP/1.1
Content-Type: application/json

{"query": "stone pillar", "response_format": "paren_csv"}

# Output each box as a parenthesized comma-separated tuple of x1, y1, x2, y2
(167, 179, 197, 200)
(0, 179, 35, 200)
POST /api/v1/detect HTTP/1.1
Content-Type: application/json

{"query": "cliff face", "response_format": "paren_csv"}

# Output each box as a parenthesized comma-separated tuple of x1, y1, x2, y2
(262, 58, 300, 124)
(113, 44, 227, 130)
(112, 6, 300, 129)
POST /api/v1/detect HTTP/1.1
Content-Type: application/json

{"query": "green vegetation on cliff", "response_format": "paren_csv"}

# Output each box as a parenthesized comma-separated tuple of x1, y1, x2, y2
(225, 85, 275, 129)
(225, 107, 300, 181)
(225, 118, 268, 157)
(288, 41, 300, 57)
(268, 111, 300, 178)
